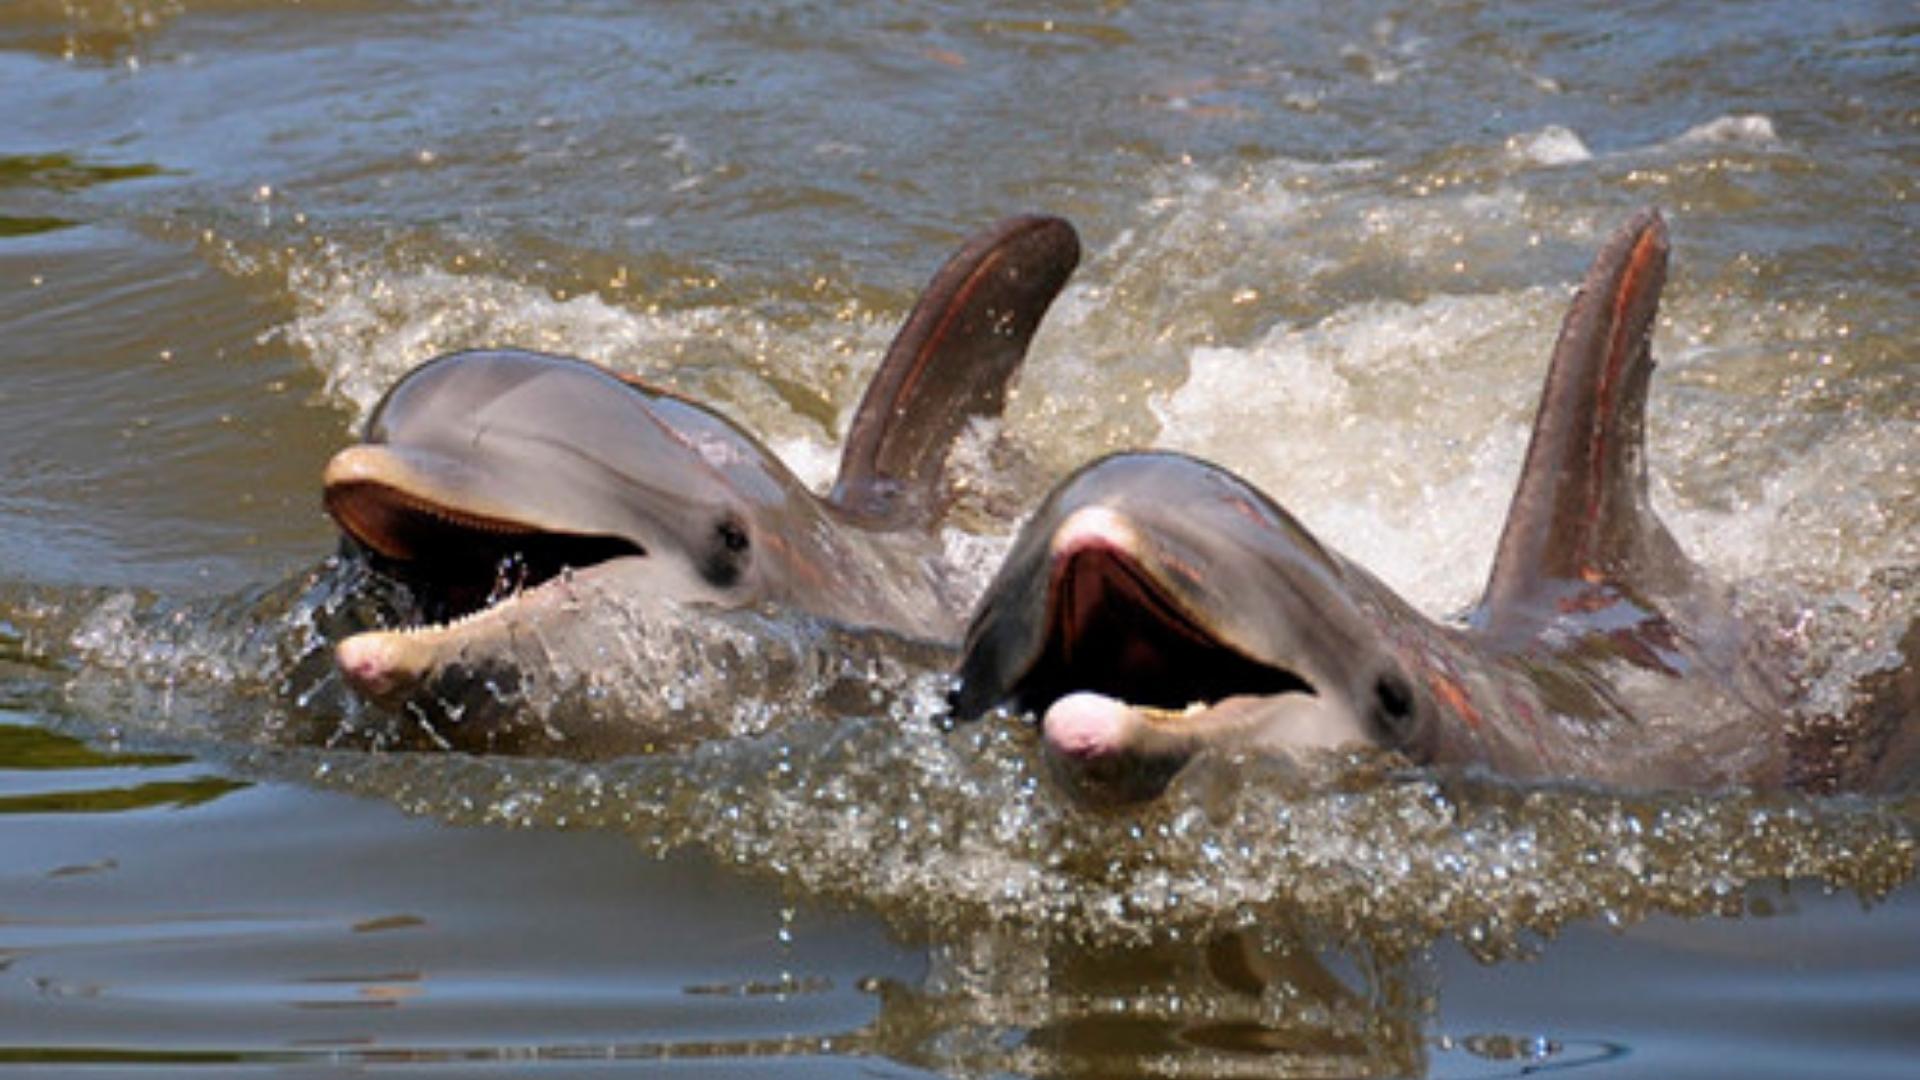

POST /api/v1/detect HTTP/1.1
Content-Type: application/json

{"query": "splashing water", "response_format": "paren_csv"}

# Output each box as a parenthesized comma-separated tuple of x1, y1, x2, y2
(11, 110, 1913, 965)
(13, 564, 1908, 963)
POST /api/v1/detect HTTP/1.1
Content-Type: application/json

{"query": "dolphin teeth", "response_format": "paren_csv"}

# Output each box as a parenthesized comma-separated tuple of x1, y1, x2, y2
(328, 477, 542, 550)
(1130, 700, 1215, 725)
(411, 500, 538, 536)
(1131, 701, 1206, 724)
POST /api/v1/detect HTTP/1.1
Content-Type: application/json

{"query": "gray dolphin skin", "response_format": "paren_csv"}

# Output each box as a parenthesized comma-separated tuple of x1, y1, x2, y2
(324, 215, 1079, 734)
(953, 209, 1843, 802)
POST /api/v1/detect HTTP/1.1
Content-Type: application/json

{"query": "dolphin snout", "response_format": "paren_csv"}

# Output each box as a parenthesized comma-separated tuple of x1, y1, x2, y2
(336, 633, 434, 704)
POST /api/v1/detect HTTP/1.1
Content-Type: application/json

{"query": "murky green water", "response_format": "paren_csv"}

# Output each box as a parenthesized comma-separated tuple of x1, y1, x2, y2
(2, 1, 1914, 1076)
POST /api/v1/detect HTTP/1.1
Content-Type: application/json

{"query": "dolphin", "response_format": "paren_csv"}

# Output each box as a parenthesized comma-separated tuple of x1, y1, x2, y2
(952, 209, 1833, 802)
(322, 215, 1079, 746)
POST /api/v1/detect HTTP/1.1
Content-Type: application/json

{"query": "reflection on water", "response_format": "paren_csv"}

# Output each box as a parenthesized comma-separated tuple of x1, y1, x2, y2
(0, 716, 245, 813)
(0, 714, 928, 1074)
(0, 152, 167, 237)
(866, 927, 1428, 1077)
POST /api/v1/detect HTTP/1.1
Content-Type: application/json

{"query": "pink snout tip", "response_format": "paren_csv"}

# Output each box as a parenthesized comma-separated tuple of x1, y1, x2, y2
(1042, 691, 1132, 760)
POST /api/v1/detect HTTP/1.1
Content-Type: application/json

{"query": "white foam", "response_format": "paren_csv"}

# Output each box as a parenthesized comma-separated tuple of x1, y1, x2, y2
(763, 434, 839, 494)
(1673, 113, 1780, 147)
(1149, 289, 1556, 612)
(1143, 276, 1913, 623)
(1007, 152, 1907, 638)
(274, 242, 893, 452)
(1506, 124, 1592, 167)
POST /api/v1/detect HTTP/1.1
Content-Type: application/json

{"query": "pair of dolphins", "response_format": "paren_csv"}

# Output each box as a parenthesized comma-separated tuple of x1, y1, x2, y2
(322, 210, 1910, 800)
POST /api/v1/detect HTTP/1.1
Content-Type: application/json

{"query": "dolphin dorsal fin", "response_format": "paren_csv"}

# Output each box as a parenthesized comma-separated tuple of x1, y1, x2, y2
(829, 215, 1080, 529)
(1477, 208, 1696, 635)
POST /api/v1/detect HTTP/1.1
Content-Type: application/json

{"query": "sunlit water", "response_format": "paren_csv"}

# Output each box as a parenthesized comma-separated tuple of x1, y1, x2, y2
(1, 1, 1914, 1076)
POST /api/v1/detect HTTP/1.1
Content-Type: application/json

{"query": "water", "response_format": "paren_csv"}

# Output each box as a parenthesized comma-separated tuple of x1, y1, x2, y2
(2, 1, 1915, 1076)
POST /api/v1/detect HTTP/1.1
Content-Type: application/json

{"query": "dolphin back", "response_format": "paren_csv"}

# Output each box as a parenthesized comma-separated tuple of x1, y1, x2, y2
(830, 215, 1080, 529)
(1475, 209, 1701, 634)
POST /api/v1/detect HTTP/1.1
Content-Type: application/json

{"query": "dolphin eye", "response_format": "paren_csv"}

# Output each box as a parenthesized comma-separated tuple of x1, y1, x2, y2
(700, 515, 751, 588)
(1369, 669, 1421, 749)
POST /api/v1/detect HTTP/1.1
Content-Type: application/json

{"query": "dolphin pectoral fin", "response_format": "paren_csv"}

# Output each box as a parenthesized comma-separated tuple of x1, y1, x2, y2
(830, 214, 1081, 528)
(1477, 208, 1695, 633)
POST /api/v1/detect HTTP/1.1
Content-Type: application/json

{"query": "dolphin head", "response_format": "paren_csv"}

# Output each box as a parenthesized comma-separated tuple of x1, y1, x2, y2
(954, 451, 1434, 803)
(317, 216, 1082, 734)
(322, 349, 808, 704)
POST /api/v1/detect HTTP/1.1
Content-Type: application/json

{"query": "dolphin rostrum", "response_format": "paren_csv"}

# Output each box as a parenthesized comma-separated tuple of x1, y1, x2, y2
(952, 209, 1834, 802)
(323, 215, 1079, 743)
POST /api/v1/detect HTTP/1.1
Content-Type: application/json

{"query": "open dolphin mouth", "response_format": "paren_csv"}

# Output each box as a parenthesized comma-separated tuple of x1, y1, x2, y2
(954, 484, 1418, 801)
(1016, 523, 1314, 723)
(326, 478, 644, 630)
